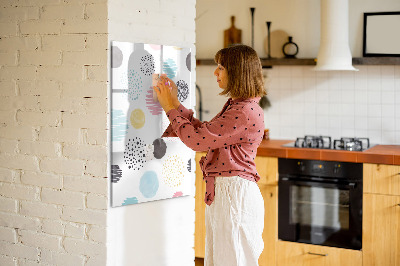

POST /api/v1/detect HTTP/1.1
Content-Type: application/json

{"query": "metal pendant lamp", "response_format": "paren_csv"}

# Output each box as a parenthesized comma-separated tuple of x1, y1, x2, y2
(314, 0, 358, 71)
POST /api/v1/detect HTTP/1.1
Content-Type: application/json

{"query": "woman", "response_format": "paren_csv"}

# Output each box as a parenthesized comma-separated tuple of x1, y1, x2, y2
(154, 44, 266, 266)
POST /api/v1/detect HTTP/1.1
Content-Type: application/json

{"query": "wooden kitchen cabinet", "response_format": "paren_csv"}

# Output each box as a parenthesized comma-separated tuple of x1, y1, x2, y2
(363, 164, 400, 266)
(195, 152, 207, 258)
(258, 184, 278, 266)
(276, 241, 362, 266)
(364, 163, 400, 196)
(363, 193, 400, 266)
(255, 156, 278, 186)
(256, 156, 279, 266)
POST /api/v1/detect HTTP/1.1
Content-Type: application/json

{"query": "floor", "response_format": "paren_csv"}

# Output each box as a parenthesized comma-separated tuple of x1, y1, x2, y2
(195, 257, 204, 266)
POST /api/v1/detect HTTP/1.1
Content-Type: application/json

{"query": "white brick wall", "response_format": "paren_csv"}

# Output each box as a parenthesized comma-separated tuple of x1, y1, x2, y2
(0, 0, 108, 265)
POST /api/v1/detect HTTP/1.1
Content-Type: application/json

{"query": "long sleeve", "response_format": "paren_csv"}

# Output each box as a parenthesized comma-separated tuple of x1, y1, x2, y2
(161, 103, 202, 138)
(165, 105, 249, 152)
(165, 97, 264, 206)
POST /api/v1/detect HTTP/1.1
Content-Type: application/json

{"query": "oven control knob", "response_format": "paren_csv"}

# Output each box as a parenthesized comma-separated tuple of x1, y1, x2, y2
(334, 165, 340, 174)
(298, 161, 305, 171)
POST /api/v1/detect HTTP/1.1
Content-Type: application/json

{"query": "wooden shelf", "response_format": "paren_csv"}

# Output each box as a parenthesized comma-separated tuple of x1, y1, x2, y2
(352, 57, 400, 65)
(196, 57, 400, 67)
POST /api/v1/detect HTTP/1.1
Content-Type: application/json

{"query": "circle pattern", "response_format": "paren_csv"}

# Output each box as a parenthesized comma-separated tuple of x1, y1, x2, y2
(176, 80, 189, 102)
(162, 155, 184, 188)
(186, 52, 191, 72)
(124, 137, 146, 170)
(153, 138, 167, 159)
(139, 171, 159, 198)
(111, 46, 123, 68)
(140, 54, 155, 76)
(130, 108, 145, 129)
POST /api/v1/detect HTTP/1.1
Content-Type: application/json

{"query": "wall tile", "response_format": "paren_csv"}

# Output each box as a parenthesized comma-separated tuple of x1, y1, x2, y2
(197, 65, 400, 144)
(367, 104, 382, 118)
(382, 90, 395, 104)
(354, 116, 368, 130)
(382, 105, 395, 118)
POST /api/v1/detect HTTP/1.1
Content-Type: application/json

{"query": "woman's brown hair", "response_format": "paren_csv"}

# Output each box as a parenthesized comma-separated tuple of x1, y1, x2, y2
(214, 44, 266, 99)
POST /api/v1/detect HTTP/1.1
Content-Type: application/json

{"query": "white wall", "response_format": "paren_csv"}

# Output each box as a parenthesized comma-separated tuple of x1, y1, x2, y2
(107, 1, 197, 266)
(196, 0, 400, 58)
(196, 0, 400, 145)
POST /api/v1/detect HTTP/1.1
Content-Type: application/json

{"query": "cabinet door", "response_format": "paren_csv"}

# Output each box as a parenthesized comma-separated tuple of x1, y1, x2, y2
(195, 152, 207, 258)
(364, 164, 400, 196)
(363, 193, 400, 266)
(259, 185, 278, 266)
(277, 241, 362, 266)
(255, 156, 278, 186)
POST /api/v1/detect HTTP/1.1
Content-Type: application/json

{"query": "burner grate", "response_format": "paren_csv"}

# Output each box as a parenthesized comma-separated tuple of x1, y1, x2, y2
(333, 137, 370, 151)
(287, 136, 371, 151)
(295, 135, 332, 149)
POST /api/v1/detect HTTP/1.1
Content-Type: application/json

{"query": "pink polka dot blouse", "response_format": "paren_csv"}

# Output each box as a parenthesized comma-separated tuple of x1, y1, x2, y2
(162, 97, 265, 205)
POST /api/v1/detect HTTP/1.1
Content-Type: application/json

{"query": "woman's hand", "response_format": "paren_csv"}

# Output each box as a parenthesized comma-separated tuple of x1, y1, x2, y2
(160, 75, 180, 109)
(153, 77, 175, 113)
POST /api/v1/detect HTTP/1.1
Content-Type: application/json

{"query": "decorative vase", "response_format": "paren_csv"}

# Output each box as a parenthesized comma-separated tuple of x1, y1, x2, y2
(282, 36, 299, 58)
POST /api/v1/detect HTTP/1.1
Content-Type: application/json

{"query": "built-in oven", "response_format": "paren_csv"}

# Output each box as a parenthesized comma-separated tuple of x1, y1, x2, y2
(278, 158, 363, 250)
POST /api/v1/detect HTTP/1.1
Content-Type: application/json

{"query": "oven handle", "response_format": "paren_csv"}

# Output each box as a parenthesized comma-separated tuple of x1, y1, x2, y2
(280, 177, 357, 189)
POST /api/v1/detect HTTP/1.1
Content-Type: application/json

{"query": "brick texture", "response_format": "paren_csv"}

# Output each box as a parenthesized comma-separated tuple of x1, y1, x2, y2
(0, 1, 108, 264)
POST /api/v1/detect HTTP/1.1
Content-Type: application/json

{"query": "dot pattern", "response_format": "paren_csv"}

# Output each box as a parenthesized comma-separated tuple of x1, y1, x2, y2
(140, 54, 155, 76)
(127, 69, 143, 101)
(162, 154, 184, 188)
(167, 97, 265, 205)
(176, 80, 189, 102)
(116, 73, 126, 91)
(124, 137, 146, 170)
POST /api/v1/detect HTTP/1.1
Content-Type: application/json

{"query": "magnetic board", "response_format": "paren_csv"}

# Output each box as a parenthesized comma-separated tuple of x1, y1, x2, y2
(111, 41, 193, 207)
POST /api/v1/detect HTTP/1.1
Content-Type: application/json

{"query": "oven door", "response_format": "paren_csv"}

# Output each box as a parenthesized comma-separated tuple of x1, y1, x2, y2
(278, 176, 362, 250)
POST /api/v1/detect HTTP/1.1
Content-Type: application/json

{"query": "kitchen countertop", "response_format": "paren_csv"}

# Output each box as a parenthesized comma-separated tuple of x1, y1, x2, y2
(257, 139, 400, 165)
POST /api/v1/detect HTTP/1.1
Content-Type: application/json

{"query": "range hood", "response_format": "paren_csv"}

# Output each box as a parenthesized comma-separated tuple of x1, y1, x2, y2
(314, 0, 358, 71)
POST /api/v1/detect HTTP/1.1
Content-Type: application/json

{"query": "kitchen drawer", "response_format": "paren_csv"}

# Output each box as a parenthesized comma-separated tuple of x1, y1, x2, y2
(364, 164, 400, 196)
(255, 156, 278, 186)
(276, 241, 362, 266)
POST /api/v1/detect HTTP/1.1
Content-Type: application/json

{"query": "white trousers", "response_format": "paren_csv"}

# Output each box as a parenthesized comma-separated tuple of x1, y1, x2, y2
(205, 176, 264, 266)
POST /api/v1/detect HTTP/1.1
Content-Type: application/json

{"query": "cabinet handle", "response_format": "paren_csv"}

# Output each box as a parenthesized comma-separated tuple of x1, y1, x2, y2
(307, 252, 328, 256)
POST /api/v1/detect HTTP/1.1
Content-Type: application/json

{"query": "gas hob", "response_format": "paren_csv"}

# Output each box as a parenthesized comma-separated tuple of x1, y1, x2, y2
(282, 135, 375, 151)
